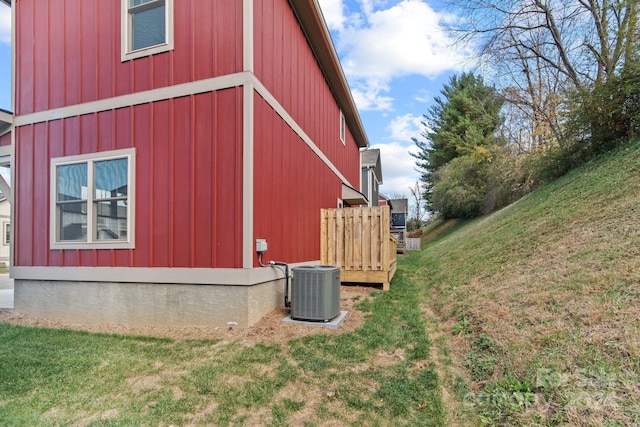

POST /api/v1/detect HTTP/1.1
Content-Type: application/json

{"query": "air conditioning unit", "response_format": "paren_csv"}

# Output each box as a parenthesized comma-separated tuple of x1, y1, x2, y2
(291, 265, 340, 322)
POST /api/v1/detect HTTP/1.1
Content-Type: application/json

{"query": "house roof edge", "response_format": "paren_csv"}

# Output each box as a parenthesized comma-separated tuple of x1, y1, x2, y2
(289, 0, 369, 149)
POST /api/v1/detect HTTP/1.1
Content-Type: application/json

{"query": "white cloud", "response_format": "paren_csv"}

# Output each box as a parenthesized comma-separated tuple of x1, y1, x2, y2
(0, 4, 10, 45)
(349, 80, 394, 111)
(413, 89, 431, 103)
(387, 113, 423, 142)
(373, 141, 420, 198)
(340, 1, 467, 81)
(321, 0, 473, 111)
(318, 0, 346, 31)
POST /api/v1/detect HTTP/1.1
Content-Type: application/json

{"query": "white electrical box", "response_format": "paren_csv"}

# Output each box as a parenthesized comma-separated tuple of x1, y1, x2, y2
(256, 239, 268, 253)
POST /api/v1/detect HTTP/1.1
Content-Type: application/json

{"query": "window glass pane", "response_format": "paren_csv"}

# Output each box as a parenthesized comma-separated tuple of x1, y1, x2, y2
(95, 158, 128, 199)
(57, 163, 88, 202)
(59, 202, 87, 241)
(131, 5, 166, 50)
(95, 201, 128, 241)
(391, 213, 406, 227)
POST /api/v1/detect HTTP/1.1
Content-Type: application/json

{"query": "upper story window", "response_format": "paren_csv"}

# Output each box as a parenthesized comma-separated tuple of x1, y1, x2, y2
(122, 0, 174, 61)
(340, 111, 346, 145)
(50, 149, 136, 250)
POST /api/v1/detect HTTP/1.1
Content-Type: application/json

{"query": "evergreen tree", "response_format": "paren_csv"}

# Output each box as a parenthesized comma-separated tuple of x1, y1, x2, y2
(412, 73, 504, 216)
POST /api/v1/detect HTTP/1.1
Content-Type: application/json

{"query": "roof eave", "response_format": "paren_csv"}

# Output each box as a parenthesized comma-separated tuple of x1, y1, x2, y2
(0, 110, 12, 136)
(289, 0, 369, 149)
(0, 0, 10, 7)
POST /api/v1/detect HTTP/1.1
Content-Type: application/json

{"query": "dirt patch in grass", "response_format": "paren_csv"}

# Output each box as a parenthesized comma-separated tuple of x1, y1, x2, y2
(0, 285, 373, 346)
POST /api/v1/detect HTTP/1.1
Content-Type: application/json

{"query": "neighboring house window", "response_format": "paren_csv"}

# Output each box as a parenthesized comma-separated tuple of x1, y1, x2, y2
(122, 0, 174, 61)
(50, 149, 136, 249)
(2, 223, 8, 245)
(340, 110, 346, 145)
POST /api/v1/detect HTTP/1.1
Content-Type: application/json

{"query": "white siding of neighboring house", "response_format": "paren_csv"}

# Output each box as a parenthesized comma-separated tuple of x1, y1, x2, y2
(0, 198, 9, 264)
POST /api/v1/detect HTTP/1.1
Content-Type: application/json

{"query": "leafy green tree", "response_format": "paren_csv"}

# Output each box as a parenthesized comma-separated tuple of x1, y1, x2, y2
(412, 73, 504, 216)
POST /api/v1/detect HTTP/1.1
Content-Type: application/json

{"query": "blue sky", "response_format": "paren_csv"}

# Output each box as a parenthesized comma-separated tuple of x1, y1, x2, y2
(0, 0, 474, 198)
(317, 0, 475, 198)
(0, 3, 9, 113)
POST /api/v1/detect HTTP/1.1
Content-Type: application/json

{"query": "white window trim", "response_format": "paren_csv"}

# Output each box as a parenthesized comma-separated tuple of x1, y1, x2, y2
(339, 110, 346, 145)
(50, 148, 136, 250)
(121, 0, 174, 62)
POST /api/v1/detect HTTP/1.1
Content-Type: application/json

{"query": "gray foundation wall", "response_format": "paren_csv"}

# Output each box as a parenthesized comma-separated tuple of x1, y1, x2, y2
(14, 279, 285, 328)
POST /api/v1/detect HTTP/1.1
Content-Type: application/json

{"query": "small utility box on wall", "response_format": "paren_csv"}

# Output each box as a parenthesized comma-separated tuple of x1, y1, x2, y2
(291, 265, 340, 322)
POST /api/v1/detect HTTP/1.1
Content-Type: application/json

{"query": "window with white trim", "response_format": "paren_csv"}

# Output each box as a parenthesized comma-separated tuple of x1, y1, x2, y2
(51, 149, 135, 249)
(340, 110, 346, 144)
(122, 0, 174, 61)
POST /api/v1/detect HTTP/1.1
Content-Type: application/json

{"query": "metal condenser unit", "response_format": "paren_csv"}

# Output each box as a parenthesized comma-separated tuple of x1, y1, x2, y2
(291, 265, 340, 321)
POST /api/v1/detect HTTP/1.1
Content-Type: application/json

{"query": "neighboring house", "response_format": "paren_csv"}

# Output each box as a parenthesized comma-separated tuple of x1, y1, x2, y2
(361, 148, 382, 207)
(390, 198, 408, 250)
(378, 193, 391, 207)
(7, 0, 369, 327)
(0, 108, 12, 267)
(0, 109, 11, 136)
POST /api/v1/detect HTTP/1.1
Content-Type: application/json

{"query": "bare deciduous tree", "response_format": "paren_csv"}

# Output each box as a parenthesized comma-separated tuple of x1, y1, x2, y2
(447, 0, 639, 149)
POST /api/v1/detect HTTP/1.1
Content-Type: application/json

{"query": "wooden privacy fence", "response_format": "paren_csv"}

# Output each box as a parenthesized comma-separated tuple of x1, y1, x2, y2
(320, 206, 397, 291)
(406, 238, 421, 251)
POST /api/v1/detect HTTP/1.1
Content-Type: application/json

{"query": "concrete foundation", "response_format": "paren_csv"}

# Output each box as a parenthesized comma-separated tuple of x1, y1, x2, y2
(14, 279, 285, 328)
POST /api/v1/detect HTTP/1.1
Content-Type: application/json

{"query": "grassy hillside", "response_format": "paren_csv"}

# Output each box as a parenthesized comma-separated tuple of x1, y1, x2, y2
(417, 140, 640, 425)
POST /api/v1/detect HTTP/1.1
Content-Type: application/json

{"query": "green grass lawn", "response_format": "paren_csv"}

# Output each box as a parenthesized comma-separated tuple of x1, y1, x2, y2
(417, 140, 640, 425)
(0, 265, 445, 426)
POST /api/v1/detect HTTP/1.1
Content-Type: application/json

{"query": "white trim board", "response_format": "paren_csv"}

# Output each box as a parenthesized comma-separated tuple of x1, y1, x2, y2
(13, 73, 248, 127)
(250, 75, 351, 186)
(242, 83, 255, 269)
(243, 0, 254, 72)
(11, 262, 321, 285)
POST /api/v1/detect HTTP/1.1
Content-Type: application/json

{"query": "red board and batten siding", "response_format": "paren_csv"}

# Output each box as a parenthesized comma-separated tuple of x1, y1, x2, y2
(14, 0, 243, 116)
(252, 0, 362, 264)
(254, 0, 361, 187)
(253, 94, 343, 264)
(0, 133, 10, 147)
(14, 88, 244, 269)
(14, 0, 364, 271)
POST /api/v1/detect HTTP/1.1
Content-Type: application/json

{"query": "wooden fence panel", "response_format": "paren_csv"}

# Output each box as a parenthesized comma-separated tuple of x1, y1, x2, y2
(320, 206, 397, 290)
(406, 238, 421, 251)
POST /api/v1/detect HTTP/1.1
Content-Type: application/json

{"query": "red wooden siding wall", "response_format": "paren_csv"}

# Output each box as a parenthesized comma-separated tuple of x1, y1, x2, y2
(14, 88, 244, 268)
(14, 0, 243, 116)
(253, 94, 342, 264)
(0, 133, 10, 147)
(254, 0, 361, 187)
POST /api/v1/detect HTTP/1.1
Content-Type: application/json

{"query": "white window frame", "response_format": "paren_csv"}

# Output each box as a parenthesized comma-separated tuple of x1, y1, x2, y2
(50, 148, 136, 250)
(121, 0, 174, 62)
(340, 110, 346, 145)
